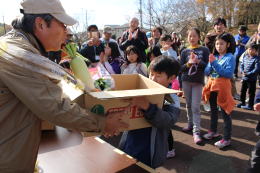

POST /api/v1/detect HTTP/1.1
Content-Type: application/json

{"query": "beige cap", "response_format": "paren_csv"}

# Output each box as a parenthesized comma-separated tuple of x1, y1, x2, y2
(103, 26, 112, 34)
(21, 0, 77, 26)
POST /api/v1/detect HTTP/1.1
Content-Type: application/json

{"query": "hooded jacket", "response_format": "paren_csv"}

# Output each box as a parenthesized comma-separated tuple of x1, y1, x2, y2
(0, 30, 105, 173)
(119, 94, 180, 168)
(119, 27, 148, 62)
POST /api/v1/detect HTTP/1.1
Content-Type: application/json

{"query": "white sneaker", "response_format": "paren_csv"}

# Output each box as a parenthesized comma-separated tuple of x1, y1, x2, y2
(166, 149, 176, 158)
(214, 139, 231, 148)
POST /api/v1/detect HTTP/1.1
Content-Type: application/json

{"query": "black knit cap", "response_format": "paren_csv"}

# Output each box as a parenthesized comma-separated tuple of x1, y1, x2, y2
(239, 25, 247, 31)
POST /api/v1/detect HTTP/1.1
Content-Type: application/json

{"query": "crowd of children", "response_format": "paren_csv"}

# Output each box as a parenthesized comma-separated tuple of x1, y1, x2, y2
(54, 17, 260, 170)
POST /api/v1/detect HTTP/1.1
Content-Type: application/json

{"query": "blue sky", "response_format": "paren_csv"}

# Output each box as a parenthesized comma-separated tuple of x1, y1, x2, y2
(0, 0, 139, 31)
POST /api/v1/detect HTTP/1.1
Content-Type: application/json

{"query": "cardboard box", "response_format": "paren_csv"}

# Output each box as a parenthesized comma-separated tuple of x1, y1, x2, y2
(82, 74, 178, 137)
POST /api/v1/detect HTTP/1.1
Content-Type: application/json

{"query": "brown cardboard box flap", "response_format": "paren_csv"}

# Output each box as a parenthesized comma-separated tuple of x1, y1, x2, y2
(88, 74, 179, 99)
(88, 88, 178, 99)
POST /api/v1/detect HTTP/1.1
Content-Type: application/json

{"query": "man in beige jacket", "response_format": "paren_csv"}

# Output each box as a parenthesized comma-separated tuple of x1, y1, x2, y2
(0, 0, 127, 172)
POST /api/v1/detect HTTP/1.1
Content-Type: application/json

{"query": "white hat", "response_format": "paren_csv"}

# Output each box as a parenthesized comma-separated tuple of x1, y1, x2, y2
(21, 0, 77, 26)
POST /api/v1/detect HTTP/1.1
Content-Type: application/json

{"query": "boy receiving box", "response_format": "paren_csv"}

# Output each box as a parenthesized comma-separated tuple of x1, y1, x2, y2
(119, 56, 181, 168)
(237, 44, 260, 110)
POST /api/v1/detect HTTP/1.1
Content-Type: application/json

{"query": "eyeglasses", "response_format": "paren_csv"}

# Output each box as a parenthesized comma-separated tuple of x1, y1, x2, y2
(53, 18, 67, 29)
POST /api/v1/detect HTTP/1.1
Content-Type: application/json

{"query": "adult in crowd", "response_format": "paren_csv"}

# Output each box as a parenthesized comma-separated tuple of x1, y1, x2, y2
(204, 18, 236, 54)
(171, 32, 181, 55)
(234, 25, 250, 78)
(246, 22, 260, 55)
(100, 26, 123, 57)
(148, 26, 163, 47)
(80, 24, 104, 65)
(119, 17, 148, 62)
(0, 0, 127, 172)
(100, 26, 117, 44)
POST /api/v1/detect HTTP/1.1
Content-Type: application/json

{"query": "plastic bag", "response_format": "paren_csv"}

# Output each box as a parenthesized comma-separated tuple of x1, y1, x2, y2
(89, 63, 115, 91)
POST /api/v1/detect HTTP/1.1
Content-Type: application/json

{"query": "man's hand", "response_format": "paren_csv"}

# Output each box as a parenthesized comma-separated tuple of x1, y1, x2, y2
(133, 29, 139, 39)
(131, 97, 150, 111)
(128, 30, 133, 41)
(103, 111, 129, 137)
(254, 103, 260, 111)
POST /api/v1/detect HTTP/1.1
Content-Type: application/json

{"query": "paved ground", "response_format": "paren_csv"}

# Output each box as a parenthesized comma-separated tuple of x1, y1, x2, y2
(102, 78, 260, 173)
(157, 99, 258, 173)
(157, 79, 260, 173)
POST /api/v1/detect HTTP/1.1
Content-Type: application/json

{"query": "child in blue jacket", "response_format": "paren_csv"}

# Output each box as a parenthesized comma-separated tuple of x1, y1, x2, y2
(202, 33, 236, 149)
(237, 44, 260, 110)
(119, 56, 181, 168)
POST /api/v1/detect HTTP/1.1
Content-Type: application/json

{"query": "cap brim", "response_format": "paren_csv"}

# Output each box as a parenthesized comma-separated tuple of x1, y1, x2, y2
(52, 13, 77, 26)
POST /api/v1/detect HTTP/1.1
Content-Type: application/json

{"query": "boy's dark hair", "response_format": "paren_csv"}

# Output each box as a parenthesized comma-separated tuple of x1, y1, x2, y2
(213, 33, 235, 55)
(248, 43, 258, 50)
(152, 27, 163, 35)
(125, 45, 142, 64)
(12, 13, 53, 35)
(214, 17, 227, 27)
(147, 46, 162, 60)
(150, 55, 180, 78)
(160, 34, 172, 42)
(87, 24, 98, 32)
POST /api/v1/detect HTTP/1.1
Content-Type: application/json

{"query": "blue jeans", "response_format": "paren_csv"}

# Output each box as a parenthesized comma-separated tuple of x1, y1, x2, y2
(209, 92, 232, 140)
